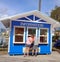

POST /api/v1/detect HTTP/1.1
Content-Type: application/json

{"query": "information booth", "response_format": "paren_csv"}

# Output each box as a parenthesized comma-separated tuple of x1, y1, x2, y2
(8, 11, 52, 55)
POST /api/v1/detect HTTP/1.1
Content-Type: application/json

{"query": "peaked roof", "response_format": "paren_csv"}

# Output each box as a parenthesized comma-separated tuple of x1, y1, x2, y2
(0, 21, 6, 29)
(0, 10, 60, 31)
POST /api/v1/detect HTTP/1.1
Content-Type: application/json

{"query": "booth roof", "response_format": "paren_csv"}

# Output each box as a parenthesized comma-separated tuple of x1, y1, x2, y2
(0, 10, 60, 30)
(0, 21, 6, 29)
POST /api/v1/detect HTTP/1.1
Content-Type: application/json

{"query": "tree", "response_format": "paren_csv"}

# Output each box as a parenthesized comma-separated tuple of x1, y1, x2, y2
(51, 6, 60, 22)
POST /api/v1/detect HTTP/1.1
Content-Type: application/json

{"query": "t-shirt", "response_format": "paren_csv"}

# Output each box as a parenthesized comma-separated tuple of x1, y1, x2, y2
(26, 37, 34, 45)
(34, 37, 39, 45)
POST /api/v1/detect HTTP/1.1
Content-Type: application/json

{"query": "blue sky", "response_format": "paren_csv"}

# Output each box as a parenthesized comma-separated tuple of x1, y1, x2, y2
(0, 0, 60, 16)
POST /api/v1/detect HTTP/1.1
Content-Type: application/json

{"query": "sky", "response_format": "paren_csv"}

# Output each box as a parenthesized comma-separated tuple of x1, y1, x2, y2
(0, 0, 60, 17)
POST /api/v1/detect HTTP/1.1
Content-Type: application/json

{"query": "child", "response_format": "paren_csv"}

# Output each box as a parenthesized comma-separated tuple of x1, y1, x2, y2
(32, 37, 39, 56)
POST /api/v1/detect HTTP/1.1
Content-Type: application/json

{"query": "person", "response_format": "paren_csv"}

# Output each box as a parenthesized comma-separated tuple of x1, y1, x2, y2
(54, 38, 60, 48)
(24, 35, 34, 57)
(32, 37, 39, 56)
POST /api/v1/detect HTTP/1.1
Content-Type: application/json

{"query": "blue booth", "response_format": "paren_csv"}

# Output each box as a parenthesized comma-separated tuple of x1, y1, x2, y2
(8, 11, 52, 55)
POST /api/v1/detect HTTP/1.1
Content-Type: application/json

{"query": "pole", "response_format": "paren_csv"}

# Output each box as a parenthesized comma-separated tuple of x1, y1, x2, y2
(38, 0, 41, 11)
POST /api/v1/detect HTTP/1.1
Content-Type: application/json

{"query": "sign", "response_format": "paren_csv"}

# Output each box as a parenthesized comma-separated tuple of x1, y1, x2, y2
(20, 21, 44, 27)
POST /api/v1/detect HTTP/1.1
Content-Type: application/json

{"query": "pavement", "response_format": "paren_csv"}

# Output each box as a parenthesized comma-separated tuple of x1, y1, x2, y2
(0, 51, 60, 62)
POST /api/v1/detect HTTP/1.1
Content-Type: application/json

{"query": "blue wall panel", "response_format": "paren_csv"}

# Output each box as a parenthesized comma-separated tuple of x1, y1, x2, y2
(9, 20, 51, 55)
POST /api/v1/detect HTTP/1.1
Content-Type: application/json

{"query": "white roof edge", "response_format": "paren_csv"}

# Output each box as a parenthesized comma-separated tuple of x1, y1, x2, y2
(0, 21, 6, 29)
(0, 10, 60, 28)
(35, 10, 59, 23)
(0, 10, 59, 22)
(0, 10, 37, 21)
(36, 11, 60, 27)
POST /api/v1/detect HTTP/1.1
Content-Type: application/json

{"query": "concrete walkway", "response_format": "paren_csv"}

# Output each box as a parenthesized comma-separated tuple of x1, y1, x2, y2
(0, 51, 60, 62)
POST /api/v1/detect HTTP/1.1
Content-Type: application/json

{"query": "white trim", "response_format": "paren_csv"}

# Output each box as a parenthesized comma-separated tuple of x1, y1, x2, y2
(13, 20, 48, 24)
(8, 37, 10, 53)
(23, 47, 40, 53)
(50, 25, 52, 53)
(38, 47, 40, 52)
(1, 10, 60, 29)
(33, 15, 35, 21)
(27, 27, 37, 40)
(25, 17, 32, 21)
(36, 18, 42, 21)
(13, 26, 25, 44)
(23, 47, 26, 53)
(39, 28, 49, 44)
(8, 20, 11, 53)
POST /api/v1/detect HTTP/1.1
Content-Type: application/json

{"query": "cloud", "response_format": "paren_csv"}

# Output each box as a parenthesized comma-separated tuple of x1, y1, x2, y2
(55, 0, 60, 6)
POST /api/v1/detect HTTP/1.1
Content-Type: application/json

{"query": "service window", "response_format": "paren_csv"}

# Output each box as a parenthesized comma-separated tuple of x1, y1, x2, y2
(28, 28, 36, 36)
(14, 26, 25, 44)
(27, 28, 37, 42)
(39, 28, 48, 44)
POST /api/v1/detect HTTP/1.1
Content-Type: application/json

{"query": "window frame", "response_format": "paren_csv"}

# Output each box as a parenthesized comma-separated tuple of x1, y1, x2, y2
(27, 27, 37, 41)
(13, 26, 25, 44)
(39, 28, 49, 44)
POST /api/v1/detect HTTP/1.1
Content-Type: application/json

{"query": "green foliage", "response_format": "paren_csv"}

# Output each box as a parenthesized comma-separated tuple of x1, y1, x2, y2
(51, 6, 60, 22)
(52, 35, 60, 42)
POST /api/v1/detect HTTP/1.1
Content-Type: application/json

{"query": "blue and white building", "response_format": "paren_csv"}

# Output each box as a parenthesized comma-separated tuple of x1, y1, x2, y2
(1, 10, 60, 55)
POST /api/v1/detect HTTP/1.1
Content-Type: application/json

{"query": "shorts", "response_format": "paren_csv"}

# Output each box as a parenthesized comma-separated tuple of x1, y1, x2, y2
(25, 44, 31, 47)
(33, 45, 38, 50)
